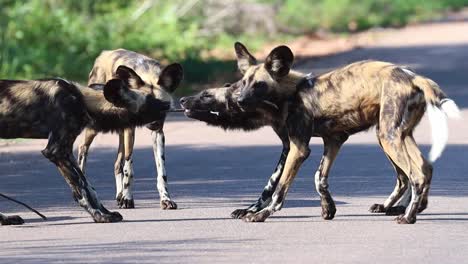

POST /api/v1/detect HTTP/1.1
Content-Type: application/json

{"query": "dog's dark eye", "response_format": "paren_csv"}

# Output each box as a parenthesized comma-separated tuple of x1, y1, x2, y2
(223, 83, 231, 87)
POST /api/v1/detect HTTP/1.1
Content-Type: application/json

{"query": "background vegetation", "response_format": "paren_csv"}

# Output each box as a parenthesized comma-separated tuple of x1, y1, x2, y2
(1, 0, 467, 94)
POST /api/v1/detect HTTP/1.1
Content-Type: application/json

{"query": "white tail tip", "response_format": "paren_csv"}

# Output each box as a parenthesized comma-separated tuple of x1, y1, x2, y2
(441, 99, 462, 120)
(427, 104, 448, 163)
(427, 99, 461, 162)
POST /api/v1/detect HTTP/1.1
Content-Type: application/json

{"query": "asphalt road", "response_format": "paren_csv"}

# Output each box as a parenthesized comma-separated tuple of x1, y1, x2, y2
(1, 22, 468, 264)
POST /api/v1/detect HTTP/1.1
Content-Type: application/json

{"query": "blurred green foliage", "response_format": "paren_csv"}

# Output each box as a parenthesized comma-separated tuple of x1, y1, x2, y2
(0, 0, 210, 90)
(278, 0, 468, 32)
(0, 0, 467, 95)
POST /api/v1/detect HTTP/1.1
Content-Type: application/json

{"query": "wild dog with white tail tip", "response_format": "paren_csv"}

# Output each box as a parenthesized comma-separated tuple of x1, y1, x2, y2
(0, 66, 171, 225)
(180, 42, 460, 224)
(78, 49, 183, 209)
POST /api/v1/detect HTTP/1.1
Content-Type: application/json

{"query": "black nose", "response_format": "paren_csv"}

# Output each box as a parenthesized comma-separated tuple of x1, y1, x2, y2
(179, 97, 187, 106)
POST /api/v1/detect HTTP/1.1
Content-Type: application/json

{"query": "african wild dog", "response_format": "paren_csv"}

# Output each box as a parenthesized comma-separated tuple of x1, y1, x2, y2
(0, 66, 172, 225)
(180, 42, 460, 224)
(77, 49, 182, 209)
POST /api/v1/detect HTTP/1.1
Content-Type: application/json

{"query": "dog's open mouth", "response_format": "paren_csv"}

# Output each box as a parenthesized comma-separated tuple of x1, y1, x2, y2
(181, 107, 220, 116)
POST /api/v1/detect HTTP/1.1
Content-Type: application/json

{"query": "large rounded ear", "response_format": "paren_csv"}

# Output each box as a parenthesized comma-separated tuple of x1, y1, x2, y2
(114, 65, 145, 88)
(103, 79, 131, 108)
(158, 63, 183, 93)
(264, 45, 294, 79)
(234, 42, 257, 74)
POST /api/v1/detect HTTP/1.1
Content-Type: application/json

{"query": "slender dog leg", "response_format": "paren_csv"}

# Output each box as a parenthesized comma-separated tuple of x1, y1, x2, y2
(151, 129, 177, 209)
(77, 128, 98, 175)
(314, 135, 348, 220)
(114, 131, 125, 205)
(379, 128, 427, 224)
(370, 133, 410, 216)
(243, 111, 313, 223)
(118, 127, 135, 209)
(243, 139, 311, 222)
(378, 135, 420, 224)
(0, 212, 24, 225)
(231, 127, 289, 219)
(43, 131, 122, 223)
(404, 135, 433, 213)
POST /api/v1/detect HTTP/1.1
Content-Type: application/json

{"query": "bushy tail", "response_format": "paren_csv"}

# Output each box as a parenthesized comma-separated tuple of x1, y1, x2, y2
(412, 75, 461, 162)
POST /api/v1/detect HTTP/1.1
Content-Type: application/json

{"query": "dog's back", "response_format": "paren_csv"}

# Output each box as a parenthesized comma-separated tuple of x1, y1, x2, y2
(298, 61, 427, 134)
(89, 49, 161, 86)
(0, 79, 87, 139)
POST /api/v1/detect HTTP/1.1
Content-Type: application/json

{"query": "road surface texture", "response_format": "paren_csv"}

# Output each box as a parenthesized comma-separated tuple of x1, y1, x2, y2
(1, 22, 468, 263)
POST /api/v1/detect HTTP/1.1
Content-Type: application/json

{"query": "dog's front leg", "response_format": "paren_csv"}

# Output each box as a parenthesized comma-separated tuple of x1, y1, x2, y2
(242, 113, 312, 223)
(151, 128, 177, 209)
(43, 132, 122, 223)
(118, 128, 136, 209)
(231, 127, 289, 219)
(242, 138, 311, 222)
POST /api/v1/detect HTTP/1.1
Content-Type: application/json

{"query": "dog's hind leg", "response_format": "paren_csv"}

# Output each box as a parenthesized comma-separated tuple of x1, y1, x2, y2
(151, 126, 177, 210)
(369, 132, 410, 216)
(378, 134, 420, 224)
(0, 212, 24, 225)
(43, 131, 122, 223)
(314, 134, 348, 220)
(231, 127, 289, 219)
(404, 134, 433, 213)
(77, 128, 98, 175)
(377, 93, 427, 224)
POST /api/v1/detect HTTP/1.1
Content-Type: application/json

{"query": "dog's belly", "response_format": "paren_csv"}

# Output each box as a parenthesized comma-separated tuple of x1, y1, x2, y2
(0, 117, 50, 139)
(0, 102, 57, 139)
(313, 107, 379, 136)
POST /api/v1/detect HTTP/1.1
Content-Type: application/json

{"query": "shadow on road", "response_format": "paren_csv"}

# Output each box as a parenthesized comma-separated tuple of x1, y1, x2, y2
(1, 143, 467, 212)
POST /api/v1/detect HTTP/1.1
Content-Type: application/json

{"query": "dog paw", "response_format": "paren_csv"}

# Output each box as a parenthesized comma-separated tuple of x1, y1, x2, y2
(231, 209, 250, 219)
(1, 215, 25, 225)
(160, 200, 177, 210)
(242, 210, 271, 223)
(118, 198, 135, 209)
(321, 203, 336, 220)
(93, 211, 123, 223)
(395, 214, 416, 224)
(369, 204, 386, 213)
(385, 206, 407, 216)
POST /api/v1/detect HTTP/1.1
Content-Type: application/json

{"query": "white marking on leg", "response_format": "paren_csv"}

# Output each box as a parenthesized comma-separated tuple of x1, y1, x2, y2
(383, 180, 407, 208)
(248, 162, 283, 212)
(122, 158, 134, 201)
(314, 170, 321, 196)
(115, 172, 123, 199)
(152, 131, 171, 201)
(383, 195, 395, 208)
(78, 152, 87, 174)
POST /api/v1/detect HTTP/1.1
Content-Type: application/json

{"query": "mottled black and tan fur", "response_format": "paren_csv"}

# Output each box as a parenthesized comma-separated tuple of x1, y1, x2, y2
(78, 49, 183, 209)
(0, 66, 170, 225)
(181, 42, 460, 224)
